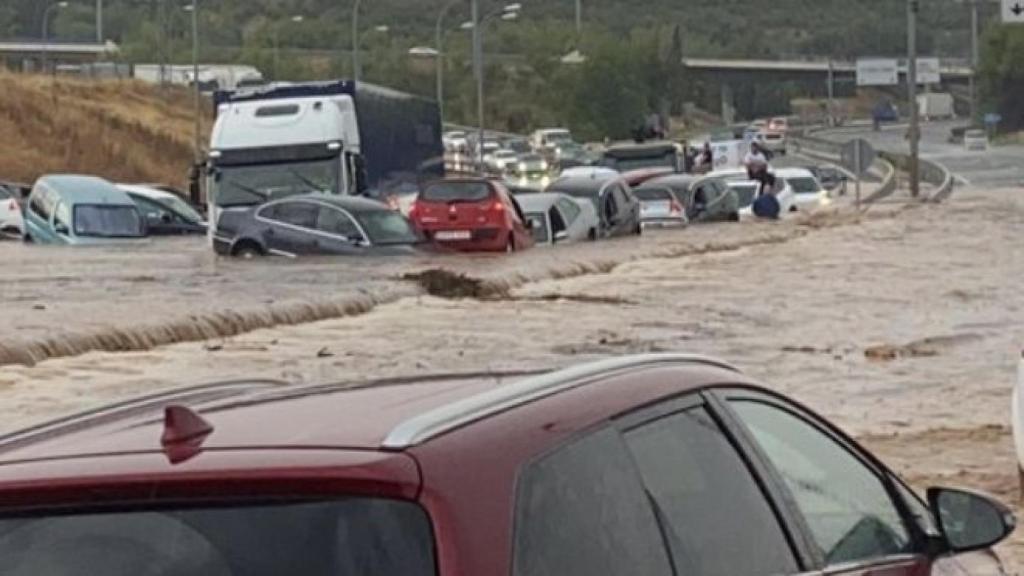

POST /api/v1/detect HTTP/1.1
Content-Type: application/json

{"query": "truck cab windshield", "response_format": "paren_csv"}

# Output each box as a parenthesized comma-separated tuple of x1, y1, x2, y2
(212, 159, 340, 207)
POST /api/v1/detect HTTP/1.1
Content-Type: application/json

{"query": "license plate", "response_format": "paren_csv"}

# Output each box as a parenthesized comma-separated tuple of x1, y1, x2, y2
(435, 230, 472, 241)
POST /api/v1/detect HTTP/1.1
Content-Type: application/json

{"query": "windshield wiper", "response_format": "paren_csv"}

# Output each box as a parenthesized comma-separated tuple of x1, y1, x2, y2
(287, 169, 329, 193)
(228, 182, 270, 202)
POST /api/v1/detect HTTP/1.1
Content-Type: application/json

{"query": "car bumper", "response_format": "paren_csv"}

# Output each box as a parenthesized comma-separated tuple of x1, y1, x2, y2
(641, 217, 687, 229)
(422, 227, 509, 252)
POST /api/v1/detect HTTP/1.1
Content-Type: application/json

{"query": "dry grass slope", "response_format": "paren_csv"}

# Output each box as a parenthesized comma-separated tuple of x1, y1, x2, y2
(0, 72, 209, 187)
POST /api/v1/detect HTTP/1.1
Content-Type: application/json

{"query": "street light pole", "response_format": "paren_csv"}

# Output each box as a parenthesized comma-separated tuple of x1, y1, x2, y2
(41, 1, 68, 73)
(907, 0, 920, 198)
(191, 0, 201, 167)
(435, 0, 461, 125)
(352, 0, 363, 81)
(575, 0, 582, 36)
(969, 0, 980, 123)
(96, 0, 104, 43)
(472, 0, 483, 167)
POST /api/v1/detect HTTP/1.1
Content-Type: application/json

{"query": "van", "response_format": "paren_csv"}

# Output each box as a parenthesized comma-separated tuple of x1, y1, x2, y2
(24, 175, 146, 244)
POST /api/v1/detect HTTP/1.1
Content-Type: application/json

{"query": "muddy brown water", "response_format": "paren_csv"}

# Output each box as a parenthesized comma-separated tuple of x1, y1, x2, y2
(1, 188, 1023, 567)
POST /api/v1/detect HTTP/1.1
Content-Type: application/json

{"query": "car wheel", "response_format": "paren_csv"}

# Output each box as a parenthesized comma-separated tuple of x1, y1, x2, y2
(232, 242, 263, 259)
(729, 212, 741, 222)
(22, 231, 33, 243)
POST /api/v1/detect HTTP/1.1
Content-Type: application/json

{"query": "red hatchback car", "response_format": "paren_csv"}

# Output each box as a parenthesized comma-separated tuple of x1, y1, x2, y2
(410, 178, 534, 252)
(0, 354, 1014, 576)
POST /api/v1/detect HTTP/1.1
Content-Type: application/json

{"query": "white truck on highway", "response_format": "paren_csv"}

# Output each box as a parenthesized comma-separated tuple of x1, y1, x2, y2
(205, 81, 443, 226)
(917, 93, 955, 121)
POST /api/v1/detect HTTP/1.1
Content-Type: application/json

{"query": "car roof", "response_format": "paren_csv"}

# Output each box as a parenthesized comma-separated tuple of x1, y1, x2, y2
(37, 175, 133, 205)
(773, 167, 815, 178)
(516, 192, 564, 210)
(274, 193, 392, 213)
(548, 173, 622, 194)
(118, 184, 177, 201)
(0, 355, 744, 468)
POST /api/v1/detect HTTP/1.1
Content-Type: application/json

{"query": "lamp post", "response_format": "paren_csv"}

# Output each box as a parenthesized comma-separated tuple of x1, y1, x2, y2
(434, 0, 462, 125)
(96, 0, 104, 43)
(466, 2, 522, 167)
(351, 0, 362, 81)
(907, 0, 920, 199)
(184, 1, 201, 167)
(41, 1, 69, 73)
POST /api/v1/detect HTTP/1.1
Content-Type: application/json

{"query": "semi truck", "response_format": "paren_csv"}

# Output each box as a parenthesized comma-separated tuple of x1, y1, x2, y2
(205, 80, 443, 224)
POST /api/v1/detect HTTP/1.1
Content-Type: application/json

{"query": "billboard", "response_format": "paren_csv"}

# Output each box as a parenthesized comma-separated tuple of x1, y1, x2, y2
(916, 58, 941, 85)
(856, 59, 899, 86)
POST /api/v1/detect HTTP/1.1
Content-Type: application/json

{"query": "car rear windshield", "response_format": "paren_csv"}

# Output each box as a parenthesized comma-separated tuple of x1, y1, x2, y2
(787, 177, 822, 194)
(633, 188, 672, 201)
(356, 210, 421, 245)
(0, 498, 436, 576)
(74, 205, 145, 238)
(421, 182, 492, 203)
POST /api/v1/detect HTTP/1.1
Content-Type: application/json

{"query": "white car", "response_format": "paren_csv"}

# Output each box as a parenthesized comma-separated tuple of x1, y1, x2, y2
(773, 168, 830, 212)
(558, 166, 619, 179)
(964, 129, 989, 151)
(0, 184, 25, 237)
(443, 131, 469, 153)
(711, 168, 795, 217)
(484, 149, 519, 174)
(517, 192, 600, 245)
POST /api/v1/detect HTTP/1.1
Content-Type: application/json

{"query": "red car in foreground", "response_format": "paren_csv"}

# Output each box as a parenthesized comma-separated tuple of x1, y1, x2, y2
(0, 354, 1014, 575)
(409, 178, 534, 252)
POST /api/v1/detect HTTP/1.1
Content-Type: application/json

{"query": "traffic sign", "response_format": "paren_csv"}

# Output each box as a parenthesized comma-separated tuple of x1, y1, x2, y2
(984, 112, 1003, 126)
(840, 139, 876, 176)
(1004, 0, 1024, 23)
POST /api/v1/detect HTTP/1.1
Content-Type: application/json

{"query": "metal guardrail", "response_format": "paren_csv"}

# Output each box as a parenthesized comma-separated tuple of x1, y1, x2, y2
(790, 131, 898, 206)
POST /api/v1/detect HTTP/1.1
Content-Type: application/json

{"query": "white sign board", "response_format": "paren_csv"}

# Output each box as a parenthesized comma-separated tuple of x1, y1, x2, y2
(1003, 0, 1024, 23)
(916, 58, 941, 85)
(857, 59, 899, 86)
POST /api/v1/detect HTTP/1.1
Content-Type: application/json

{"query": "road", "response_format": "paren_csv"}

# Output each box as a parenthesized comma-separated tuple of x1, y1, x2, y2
(818, 120, 1024, 188)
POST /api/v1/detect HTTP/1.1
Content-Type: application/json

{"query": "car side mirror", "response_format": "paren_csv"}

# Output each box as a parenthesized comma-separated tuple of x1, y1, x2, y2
(54, 222, 69, 235)
(554, 230, 569, 242)
(928, 487, 1015, 554)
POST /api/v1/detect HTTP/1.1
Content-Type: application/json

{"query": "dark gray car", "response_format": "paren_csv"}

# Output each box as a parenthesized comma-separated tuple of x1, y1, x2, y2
(546, 174, 642, 238)
(213, 195, 422, 258)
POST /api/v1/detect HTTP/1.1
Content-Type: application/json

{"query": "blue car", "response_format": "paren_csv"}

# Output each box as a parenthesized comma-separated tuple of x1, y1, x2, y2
(24, 175, 147, 245)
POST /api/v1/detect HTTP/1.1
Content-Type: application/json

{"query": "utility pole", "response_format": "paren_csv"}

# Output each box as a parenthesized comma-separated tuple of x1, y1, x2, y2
(472, 0, 484, 168)
(969, 0, 980, 123)
(96, 0, 103, 43)
(352, 0, 363, 81)
(575, 0, 582, 35)
(827, 58, 835, 127)
(907, 0, 920, 199)
(191, 0, 201, 167)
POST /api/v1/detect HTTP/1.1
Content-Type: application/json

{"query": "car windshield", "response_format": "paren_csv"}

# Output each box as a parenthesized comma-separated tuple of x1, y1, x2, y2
(73, 205, 144, 238)
(634, 188, 672, 201)
(155, 194, 204, 223)
(0, 499, 435, 576)
(787, 177, 822, 194)
(211, 159, 340, 207)
(356, 210, 420, 245)
(421, 181, 491, 203)
(526, 211, 549, 242)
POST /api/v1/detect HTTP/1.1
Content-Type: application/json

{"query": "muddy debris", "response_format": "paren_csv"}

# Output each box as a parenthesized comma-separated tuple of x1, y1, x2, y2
(316, 347, 334, 358)
(402, 268, 506, 299)
(864, 333, 984, 361)
(512, 293, 636, 306)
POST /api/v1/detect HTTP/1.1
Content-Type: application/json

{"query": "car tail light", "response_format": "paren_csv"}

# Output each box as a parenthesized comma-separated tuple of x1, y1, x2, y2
(408, 200, 421, 219)
(491, 201, 505, 213)
(670, 200, 683, 215)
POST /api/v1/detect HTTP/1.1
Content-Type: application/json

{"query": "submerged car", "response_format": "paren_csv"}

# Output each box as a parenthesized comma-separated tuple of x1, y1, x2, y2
(638, 174, 739, 223)
(517, 192, 600, 245)
(0, 354, 1012, 576)
(0, 184, 25, 237)
(213, 195, 421, 258)
(633, 185, 688, 228)
(409, 178, 534, 252)
(547, 173, 642, 238)
(775, 167, 830, 212)
(710, 168, 796, 216)
(119, 184, 207, 235)
(23, 175, 146, 244)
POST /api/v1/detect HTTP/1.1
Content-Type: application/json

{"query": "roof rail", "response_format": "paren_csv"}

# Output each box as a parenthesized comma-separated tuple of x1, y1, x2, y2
(381, 354, 738, 450)
(0, 379, 287, 448)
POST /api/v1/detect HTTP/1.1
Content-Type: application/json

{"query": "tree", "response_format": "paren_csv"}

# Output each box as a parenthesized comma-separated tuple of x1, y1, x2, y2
(979, 25, 1024, 131)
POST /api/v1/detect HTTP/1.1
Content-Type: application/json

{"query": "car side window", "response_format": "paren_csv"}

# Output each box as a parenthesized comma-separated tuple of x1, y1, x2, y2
(556, 198, 581, 225)
(728, 397, 913, 566)
(267, 202, 317, 229)
(315, 206, 361, 240)
(623, 405, 799, 576)
(136, 197, 173, 223)
(30, 187, 53, 221)
(513, 427, 674, 576)
(603, 187, 619, 221)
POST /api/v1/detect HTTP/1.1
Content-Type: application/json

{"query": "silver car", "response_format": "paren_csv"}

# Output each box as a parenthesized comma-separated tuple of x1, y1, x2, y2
(517, 192, 600, 245)
(633, 186, 688, 228)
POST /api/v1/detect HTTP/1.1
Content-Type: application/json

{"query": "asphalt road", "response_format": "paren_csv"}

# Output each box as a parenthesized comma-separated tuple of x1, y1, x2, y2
(818, 120, 1024, 188)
